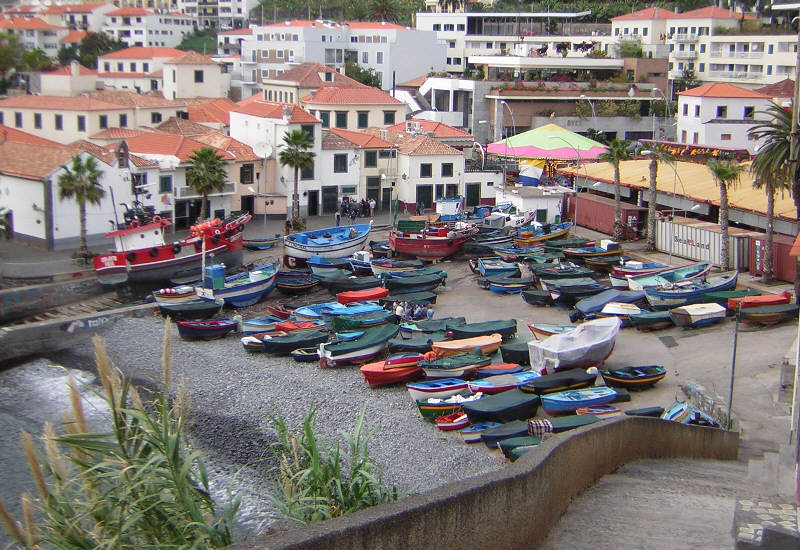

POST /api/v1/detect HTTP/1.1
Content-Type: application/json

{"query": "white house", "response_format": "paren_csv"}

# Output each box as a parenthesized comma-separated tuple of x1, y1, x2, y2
(676, 82, 770, 153)
(497, 185, 570, 224)
(37, 3, 116, 33)
(216, 27, 255, 56)
(103, 8, 196, 49)
(162, 51, 231, 100)
(33, 62, 98, 97)
(610, 6, 674, 59)
(0, 17, 68, 58)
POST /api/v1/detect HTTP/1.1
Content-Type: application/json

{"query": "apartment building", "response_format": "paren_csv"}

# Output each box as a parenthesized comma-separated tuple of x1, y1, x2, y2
(0, 17, 68, 57)
(216, 27, 254, 56)
(103, 8, 196, 48)
(97, 46, 183, 92)
(300, 86, 407, 132)
(162, 50, 230, 99)
(178, 0, 255, 30)
(610, 6, 674, 59)
(261, 62, 365, 106)
(37, 3, 115, 32)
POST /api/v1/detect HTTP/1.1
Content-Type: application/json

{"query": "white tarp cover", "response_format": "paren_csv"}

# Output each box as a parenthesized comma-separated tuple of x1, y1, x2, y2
(528, 317, 621, 374)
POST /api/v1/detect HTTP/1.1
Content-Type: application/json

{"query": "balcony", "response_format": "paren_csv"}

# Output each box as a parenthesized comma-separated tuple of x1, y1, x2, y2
(618, 34, 642, 42)
(708, 70, 762, 79)
(672, 50, 697, 60)
(176, 182, 236, 199)
(674, 33, 698, 42)
(709, 51, 764, 59)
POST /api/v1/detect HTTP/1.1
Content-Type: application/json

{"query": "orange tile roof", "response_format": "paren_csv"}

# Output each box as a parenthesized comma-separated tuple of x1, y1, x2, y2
(387, 119, 472, 138)
(264, 19, 324, 28)
(343, 21, 407, 29)
(120, 133, 235, 163)
(269, 62, 365, 88)
(156, 117, 212, 135)
(60, 30, 87, 43)
(89, 127, 154, 139)
(398, 75, 427, 88)
(219, 28, 252, 35)
(39, 3, 106, 14)
(234, 98, 319, 123)
(100, 46, 184, 60)
(84, 90, 182, 108)
(71, 138, 159, 168)
(328, 127, 392, 148)
(755, 79, 795, 99)
(678, 82, 769, 99)
(156, 116, 259, 160)
(670, 6, 756, 20)
(301, 86, 403, 105)
(166, 50, 217, 65)
(0, 17, 64, 30)
(44, 63, 97, 76)
(0, 124, 61, 146)
(362, 128, 461, 156)
(4, 6, 39, 14)
(0, 141, 80, 179)
(0, 95, 126, 111)
(184, 97, 237, 125)
(611, 7, 675, 21)
(107, 7, 153, 16)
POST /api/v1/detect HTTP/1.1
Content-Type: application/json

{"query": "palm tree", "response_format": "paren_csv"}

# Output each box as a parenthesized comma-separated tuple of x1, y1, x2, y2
(278, 129, 315, 227)
(643, 144, 674, 252)
(186, 147, 226, 222)
(57, 155, 104, 259)
(707, 158, 743, 270)
(370, 0, 396, 21)
(749, 102, 793, 284)
(598, 138, 631, 241)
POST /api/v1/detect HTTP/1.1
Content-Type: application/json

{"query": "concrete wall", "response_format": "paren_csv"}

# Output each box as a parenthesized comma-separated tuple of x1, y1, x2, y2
(234, 417, 738, 550)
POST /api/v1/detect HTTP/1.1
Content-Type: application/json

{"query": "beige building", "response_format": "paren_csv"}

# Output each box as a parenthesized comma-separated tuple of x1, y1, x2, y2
(261, 62, 365, 105)
(162, 51, 231, 100)
(300, 86, 407, 131)
(97, 46, 184, 93)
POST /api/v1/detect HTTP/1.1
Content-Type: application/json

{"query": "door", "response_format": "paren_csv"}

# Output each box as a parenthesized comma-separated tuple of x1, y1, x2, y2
(381, 188, 392, 211)
(240, 195, 254, 216)
(322, 186, 338, 214)
(307, 190, 319, 216)
(366, 176, 380, 203)
(416, 185, 433, 214)
(466, 183, 480, 207)
(536, 209, 547, 223)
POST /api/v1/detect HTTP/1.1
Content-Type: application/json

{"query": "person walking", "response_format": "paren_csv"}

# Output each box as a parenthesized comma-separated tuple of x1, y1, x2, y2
(335, 210, 341, 226)
(394, 301, 404, 320)
(426, 304, 435, 320)
(349, 206, 357, 225)
(369, 198, 376, 217)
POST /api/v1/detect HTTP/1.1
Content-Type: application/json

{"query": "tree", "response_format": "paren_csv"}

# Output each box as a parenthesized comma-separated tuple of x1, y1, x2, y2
(78, 32, 125, 69)
(57, 45, 79, 66)
(643, 144, 674, 251)
(0, 32, 23, 92)
(57, 155, 105, 259)
(22, 49, 53, 71)
(707, 158, 743, 270)
(614, 42, 643, 58)
(749, 102, 793, 283)
(675, 67, 701, 94)
(598, 138, 631, 241)
(279, 129, 315, 227)
(344, 61, 382, 88)
(186, 147, 227, 222)
(371, 0, 397, 21)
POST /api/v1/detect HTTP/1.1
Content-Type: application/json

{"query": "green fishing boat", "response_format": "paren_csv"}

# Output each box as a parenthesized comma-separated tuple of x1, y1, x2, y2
(447, 319, 517, 340)
(378, 291, 437, 306)
(419, 352, 491, 378)
(388, 331, 447, 353)
(702, 289, 761, 306)
(627, 310, 674, 331)
(330, 310, 396, 331)
(318, 323, 400, 367)
(400, 317, 466, 333)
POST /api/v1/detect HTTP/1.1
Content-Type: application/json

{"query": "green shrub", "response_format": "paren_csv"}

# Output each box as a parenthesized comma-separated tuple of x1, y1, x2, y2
(597, 100, 619, 116)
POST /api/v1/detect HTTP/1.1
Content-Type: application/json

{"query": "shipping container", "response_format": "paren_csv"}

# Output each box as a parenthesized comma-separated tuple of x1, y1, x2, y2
(655, 216, 763, 270)
(570, 193, 647, 240)
(749, 233, 797, 283)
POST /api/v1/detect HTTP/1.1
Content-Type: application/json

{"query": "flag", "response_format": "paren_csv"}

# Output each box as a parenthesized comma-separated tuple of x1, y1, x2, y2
(518, 159, 546, 186)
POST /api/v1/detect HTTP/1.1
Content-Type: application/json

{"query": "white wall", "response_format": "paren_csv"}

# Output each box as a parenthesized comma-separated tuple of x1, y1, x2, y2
(677, 95, 769, 151)
(162, 63, 230, 99)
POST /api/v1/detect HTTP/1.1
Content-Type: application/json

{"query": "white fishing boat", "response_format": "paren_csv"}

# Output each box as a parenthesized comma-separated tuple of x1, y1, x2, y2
(528, 317, 621, 374)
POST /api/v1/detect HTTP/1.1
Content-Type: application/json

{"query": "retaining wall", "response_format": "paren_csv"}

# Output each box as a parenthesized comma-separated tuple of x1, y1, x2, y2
(234, 417, 739, 550)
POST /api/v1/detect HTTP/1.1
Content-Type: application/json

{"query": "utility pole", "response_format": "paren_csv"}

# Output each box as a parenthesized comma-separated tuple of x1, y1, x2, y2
(790, 6, 800, 502)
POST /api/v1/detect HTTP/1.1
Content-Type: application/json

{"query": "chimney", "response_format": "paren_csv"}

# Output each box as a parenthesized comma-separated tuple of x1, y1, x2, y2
(70, 60, 79, 77)
(282, 104, 291, 123)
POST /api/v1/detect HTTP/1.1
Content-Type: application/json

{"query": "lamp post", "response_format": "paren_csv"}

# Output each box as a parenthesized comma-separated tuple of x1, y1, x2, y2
(579, 94, 597, 127)
(651, 87, 671, 140)
(500, 100, 517, 138)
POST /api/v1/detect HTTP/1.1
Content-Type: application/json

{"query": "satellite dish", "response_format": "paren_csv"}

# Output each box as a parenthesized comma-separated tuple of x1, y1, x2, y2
(252, 142, 272, 158)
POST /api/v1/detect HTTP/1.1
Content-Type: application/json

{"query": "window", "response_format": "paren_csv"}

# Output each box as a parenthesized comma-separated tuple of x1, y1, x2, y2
(97, 114, 108, 129)
(694, 105, 700, 117)
(457, 23, 465, 31)
(453, 57, 461, 64)
(383, 111, 395, 125)
(682, 103, 688, 116)
(448, 41, 455, 48)
(376, 51, 383, 64)
(767, 65, 773, 75)
(692, 132, 698, 144)
(699, 63, 705, 72)
(335, 111, 347, 128)
(716, 106, 727, 118)
(55, 114, 62, 130)
(33, 113, 41, 129)
(441, 163, 453, 177)
(300, 162, 314, 180)
(159, 174, 173, 193)
(362, 51, 368, 63)
(700, 44, 706, 53)
(129, 62, 136, 71)
(379, 149, 395, 158)
(642, 27, 648, 36)
(194, 70, 204, 83)
(143, 62, 149, 72)
(151, 112, 162, 124)
(172, 70, 176, 83)
(119, 114, 128, 127)
(446, 57, 452, 65)
(432, 24, 441, 31)
(14, 112, 21, 128)
(319, 111, 330, 128)
(117, 62, 123, 71)
(238, 163, 253, 184)
(301, 124, 314, 140)
(333, 153, 347, 173)
(681, 130, 687, 142)
(77, 115, 85, 132)
(744, 106, 755, 119)
(720, 133, 732, 141)
(364, 150, 377, 167)
(357, 111, 368, 129)
(420, 163, 432, 178)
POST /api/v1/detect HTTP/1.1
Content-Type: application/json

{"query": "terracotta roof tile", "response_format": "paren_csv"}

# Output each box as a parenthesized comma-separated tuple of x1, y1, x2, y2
(155, 116, 258, 161)
(120, 133, 235, 163)
(184, 97, 237, 125)
(0, 141, 78, 179)
(44, 63, 97, 76)
(0, 17, 64, 30)
(387, 119, 472, 138)
(84, 90, 182, 108)
(397, 74, 427, 88)
(156, 117, 213, 135)
(670, 6, 756, 19)
(100, 46, 184, 60)
(165, 50, 217, 65)
(218, 28, 252, 35)
(89, 127, 154, 139)
(233, 98, 319, 123)
(4, 6, 39, 14)
(678, 82, 769, 98)
(269, 62, 365, 88)
(328, 127, 392, 148)
(0, 95, 126, 111)
(362, 128, 461, 156)
(301, 86, 403, 105)
(755, 79, 795, 99)
(611, 7, 675, 21)
(60, 30, 88, 43)
(107, 7, 153, 16)
(39, 3, 105, 14)
(343, 21, 408, 29)
(0, 124, 61, 146)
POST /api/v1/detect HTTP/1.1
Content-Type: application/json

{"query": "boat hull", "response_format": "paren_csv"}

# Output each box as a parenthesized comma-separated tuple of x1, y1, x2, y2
(389, 230, 476, 260)
(284, 224, 372, 259)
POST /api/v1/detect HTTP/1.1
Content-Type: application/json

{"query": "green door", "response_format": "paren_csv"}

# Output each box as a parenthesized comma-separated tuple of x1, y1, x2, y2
(536, 209, 548, 223)
(416, 185, 433, 214)
(381, 188, 391, 210)
(466, 183, 480, 207)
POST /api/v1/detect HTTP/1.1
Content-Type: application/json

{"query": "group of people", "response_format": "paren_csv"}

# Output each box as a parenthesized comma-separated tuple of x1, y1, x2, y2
(393, 301, 434, 322)
(336, 198, 376, 226)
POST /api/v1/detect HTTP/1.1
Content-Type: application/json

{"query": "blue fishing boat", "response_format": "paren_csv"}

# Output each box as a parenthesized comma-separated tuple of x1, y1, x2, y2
(626, 262, 712, 291)
(540, 387, 617, 414)
(512, 222, 573, 245)
(477, 257, 520, 277)
(306, 255, 352, 276)
(243, 234, 281, 250)
(176, 318, 238, 341)
(348, 251, 373, 275)
(241, 314, 285, 335)
(196, 263, 278, 307)
(574, 289, 646, 318)
(467, 371, 541, 394)
(669, 303, 727, 328)
(488, 279, 533, 294)
(406, 378, 469, 402)
(284, 223, 373, 259)
(645, 271, 739, 309)
(460, 421, 502, 443)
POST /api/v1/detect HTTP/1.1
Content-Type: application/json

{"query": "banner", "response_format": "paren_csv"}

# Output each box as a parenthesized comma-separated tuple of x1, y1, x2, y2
(518, 158, 546, 186)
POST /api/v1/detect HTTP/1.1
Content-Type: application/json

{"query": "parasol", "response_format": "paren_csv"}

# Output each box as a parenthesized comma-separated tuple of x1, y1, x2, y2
(487, 123, 608, 160)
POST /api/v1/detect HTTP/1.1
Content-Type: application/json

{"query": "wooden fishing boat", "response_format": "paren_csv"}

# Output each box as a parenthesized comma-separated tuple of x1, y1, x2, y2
(477, 257, 520, 277)
(596, 302, 644, 325)
(626, 262, 712, 291)
(274, 319, 326, 333)
(540, 387, 617, 414)
(542, 280, 609, 306)
(330, 310, 396, 331)
(275, 276, 319, 294)
(306, 255, 352, 276)
(448, 320, 517, 341)
(399, 317, 466, 334)
(660, 401, 690, 422)
(460, 421, 502, 443)
(575, 405, 622, 417)
(370, 258, 425, 276)
(610, 260, 669, 288)
(528, 317, 621, 374)
(157, 298, 223, 320)
(419, 352, 491, 378)
(388, 331, 447, 353)
(498, 436, 541, 460)
(259, 329, 330, 355)
(431, 333, 503, 357)
(624, 406, 666, 417)
(669, 303, 727, 328)
(369, 240, 391, 257)
(337, 287, 389, 304)
(480, 420, 530, 449)
(265, 305, 292, 319)
(378, 291, 437, 307)
(382, 272, 446, 293)
(383, 267, 447, 279)
(384, 352, 425, 368)
(645, 271, 738, 309)
(153, 285, 198, 305)
(473, 363, 524, 376)
(296, 301, 383, 321)
(284, 223, 373, 260)
(290, 347, 320, 362)
(518, 369, 596, 395)
(406, 378, 469, 402)
(196, 263, 278, 307)
(347, 250, 373, 275)
(561, 245, 621, 261)
(544, 238, 593, 250)
(660, 401, 718, 427)
(240, 330, 288, 351)
(584, 255, 625, 272)
(176, 318, 237, 341)
(532, 263, 594, 281)
(461, 388, 540, 423)
(241, 314, 287, 335)
(389, 220, 479, 260)
(600, 365, 667, 388)
(488, 280, 533, 294)
(728, 290, 792, 311)
(499, 341, 531, 365)
(360, 360, 422, 389)
(739, 304, 800, 325)
(627, 310, 674, 331)
(467, 371, 541, 394)
(511, 222, 573, 246)
(527, 323, 576, 340)
(701, 289, 760, 306)
(434, 412, 470, 431)
(243, 234, 281, 250)
(477, 274, 534, 290)
(520, 289, 555, 307)
(574, 289, 645, 319)
(318, 323, 400, 367)
(415, 393, 483, 422)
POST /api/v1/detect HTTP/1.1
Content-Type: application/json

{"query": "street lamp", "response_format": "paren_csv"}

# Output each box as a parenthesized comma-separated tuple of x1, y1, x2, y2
(579, 94, 597, 127)
(651, 87, 671, 140)
(500, 100, 517, 138)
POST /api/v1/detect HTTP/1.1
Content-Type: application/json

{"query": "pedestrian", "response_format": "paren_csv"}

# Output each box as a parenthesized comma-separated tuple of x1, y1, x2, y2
(341, 199, 348, 216)
(361, 199, 369, 218)
(369, 198, 376, 217)
(284, 218, 292, 236)
(394, 301, 404, 319)
(418, 201, 425, 215)
(349, 206, 357, 225)
(402, 302, 411, 322)
(413, 304, 423, 320)
(335, 210, 341, 226)
(426, 304, 434, 320)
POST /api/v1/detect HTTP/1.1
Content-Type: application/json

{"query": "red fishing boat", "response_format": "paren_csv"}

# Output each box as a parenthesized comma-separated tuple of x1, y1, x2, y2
(360, 360, 423, 389)
(389, 221, 478, 260)
(93, 204, 250, 285)
(728, 290, 792, 311)
(337, 287, 389, 304)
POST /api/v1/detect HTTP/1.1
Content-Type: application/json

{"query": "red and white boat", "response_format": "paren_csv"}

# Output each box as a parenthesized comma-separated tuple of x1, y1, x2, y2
(389, 221, 478, 260)
(93, 209, 251, 285)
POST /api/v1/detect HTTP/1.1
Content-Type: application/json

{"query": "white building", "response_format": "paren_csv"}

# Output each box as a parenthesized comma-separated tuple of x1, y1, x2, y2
(37, 3, 116, 33)
(103, 8, 196, 48)
(676, 82, 770, 153)
(216, 27, 255, 56)
(0, 17, 68, 58)
(177, 0, 255, 31)
(162, 51, 231, 99)
(300, 85, 408, 132)
(97, 46, 184, 93)
(610, 6, 674, 59)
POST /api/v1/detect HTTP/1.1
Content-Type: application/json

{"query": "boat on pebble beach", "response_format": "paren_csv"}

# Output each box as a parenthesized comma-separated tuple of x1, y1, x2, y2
(284, 223, 373, 260)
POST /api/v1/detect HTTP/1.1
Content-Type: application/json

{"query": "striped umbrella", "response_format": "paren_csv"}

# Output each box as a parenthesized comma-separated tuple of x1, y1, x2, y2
(487, 123, 608, 160)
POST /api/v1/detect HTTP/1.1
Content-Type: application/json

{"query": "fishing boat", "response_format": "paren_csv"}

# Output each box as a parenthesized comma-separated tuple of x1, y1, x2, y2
(93, 207, 251, 285)
(323, 275, 386, 294)
(474, 363, 524, 376)
(477, 274, 534, 290)
(561, 243, 621, 262)
(527, 323, 576, 340)
(416, 393, 482, 422)
(645, 271, 739, 309)
(499, 341, 531, 365)
(518, 369, 596, 395)
(195, 263, 278, 307)
(480, 421, 530, 449)
(294, 301, 383, 321)
(499, 437, 541, 460)
(274, 319, 327, 333)
(575, 405, 622, 417)
(739, 304, 799, 325)
(369, 240, 391, 257)
(477, 257, 520, 277)
(467, 371, 541, 394)
(702, 289, 760, 306)
(257, 329, 330, 355)
(448, 320, 517, 341)
(337, 287, 389, 304)
(520, 289, 555, 307)
(329, 310, 396, 331)
(389, 220, 479, 260)
(400, 317, 466, 334)
(275, 276, 319, 294)
(290, 347, 320, 362)
(626, 262, 712, 291)
(624, 406, 666, 417)
(528, 317, 621, 374)
(419, 352, 491, 378)
(241, 314, 285, 335)
(540, 387, 617, 414)
(609, 260, 670, 288)
(284, 223, 373, 261)
(360, 360, 422, 389)
(660, 401, 690, 422)
(370, 258, 425, 276)
(460, 421, 502, 443)
(406, 378, 469, 402)
(462, 388, 541, 423)
(176, 318, 238, 341)
(318, 323, 400, 367)
(544, 238, 593, 250)
(347, 250, 373, 275)
(574, 289, 646, 319)
(541, 278, 609, 306)
(600, 365, 667, 388)
(488, 279, 533, 294)
(389, 331, 447, 354)
(434, 412, 470, 431)
(628, 310, 673, 331)
(728, 290, 793, 311)
(157, 298, 223, 320)
(153, 285, 198, 305)
(669, 303, 727, 328)
(243, 234, 281, 250)
(512, 222, 573, 246)
(585, 256, 628, 272)
(378, 291, 437, 307)
(265, 305, 292, 319)
(382, 272, 447, 293)
(240, 330, 287, 351)
(431, 333, 503, 357)
(306, 255, 352, 276)
(532, 263, 594, 281)
(596, 302, 645, 324)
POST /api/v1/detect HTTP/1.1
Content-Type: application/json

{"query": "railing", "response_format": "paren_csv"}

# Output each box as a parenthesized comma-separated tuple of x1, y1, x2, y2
(672, 50, 697, 59)
(176, 182, 236, 198)
(674, 33, 698, 42)
(618, 34, 642, 42)
(709, 51, 764, 59)
(708, 70, 762, 79)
